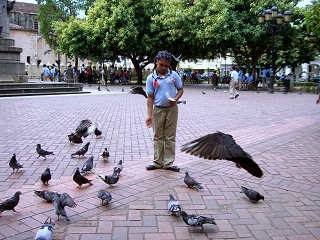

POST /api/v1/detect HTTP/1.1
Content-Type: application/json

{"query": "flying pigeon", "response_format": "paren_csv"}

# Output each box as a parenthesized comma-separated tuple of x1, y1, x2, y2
(9, 153, 23, 173)
(71, 119, 101, 139)
(34, 190, 58, 203)
(167, 194, 182, 216)
(36, 144, 54, 160)
(97, 85, 101, 91)
(94, 128, 102, 138)
(113, 160, 123, 175)
(73, 167, 93, 188)
(180, 211, 217, 231)
(184, 172, 203, 191)
(98, 170, 119, 187)
(81, 156, 94, 173)
(97, 190, 112, 205)
(129, 86, 148, 98)
(59, 193, 77, 208)
(240, 186, 264, 203)
(177, 99, 186, 104)
(101, 148, 110, 161)
(52, 193, 70, 221)
(71, 142, 90, 158)
(68, 133, 83, 144)
(0, 191, 21, 215)
(41, 168, 52, 185)
(172, 54, 182, 62)
(35, 217, 54, 240)
(181, 131, 263, 178)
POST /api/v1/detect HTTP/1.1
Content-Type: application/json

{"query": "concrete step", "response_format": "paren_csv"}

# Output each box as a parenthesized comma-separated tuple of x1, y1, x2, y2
(0, 82, 89, 97)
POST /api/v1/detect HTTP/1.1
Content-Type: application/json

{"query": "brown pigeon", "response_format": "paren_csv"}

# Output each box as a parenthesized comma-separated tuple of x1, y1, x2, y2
(129, 86, 148, 98)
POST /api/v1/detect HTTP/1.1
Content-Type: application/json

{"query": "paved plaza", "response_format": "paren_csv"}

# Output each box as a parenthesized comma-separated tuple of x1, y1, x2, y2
(0, 84, 320, 240)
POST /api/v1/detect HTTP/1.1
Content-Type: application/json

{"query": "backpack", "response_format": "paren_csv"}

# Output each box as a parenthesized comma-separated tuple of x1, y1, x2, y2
(266, 71, 270, 78)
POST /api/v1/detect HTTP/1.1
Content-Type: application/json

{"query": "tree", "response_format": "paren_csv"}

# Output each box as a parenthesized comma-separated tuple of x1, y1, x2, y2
(157, 0, 316, 76)
(304, 0, 320, 53)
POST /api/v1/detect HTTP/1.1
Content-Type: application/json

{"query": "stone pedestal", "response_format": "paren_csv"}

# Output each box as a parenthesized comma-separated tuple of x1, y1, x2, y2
(0, 38, 27, 83)
(66, 65, 74, 83)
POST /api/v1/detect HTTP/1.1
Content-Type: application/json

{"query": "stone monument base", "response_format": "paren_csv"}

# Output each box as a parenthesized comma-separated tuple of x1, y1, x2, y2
(0, 38, 27, 83)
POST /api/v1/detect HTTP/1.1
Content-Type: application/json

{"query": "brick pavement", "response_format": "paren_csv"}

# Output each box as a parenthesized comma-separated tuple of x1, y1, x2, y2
(0, 84, 320, 240)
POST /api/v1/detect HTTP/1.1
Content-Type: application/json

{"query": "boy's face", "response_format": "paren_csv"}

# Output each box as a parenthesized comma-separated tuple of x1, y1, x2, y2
(156, 59, 170, 75)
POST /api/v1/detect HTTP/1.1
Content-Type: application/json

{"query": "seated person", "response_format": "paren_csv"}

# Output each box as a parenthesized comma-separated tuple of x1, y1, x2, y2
(246, 73, 255, 90)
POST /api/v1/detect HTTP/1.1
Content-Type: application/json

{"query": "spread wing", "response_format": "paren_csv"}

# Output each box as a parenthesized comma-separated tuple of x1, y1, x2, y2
(181, 132, 263, 178)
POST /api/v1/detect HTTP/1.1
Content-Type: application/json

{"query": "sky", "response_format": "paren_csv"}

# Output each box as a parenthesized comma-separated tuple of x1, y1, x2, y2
(17, 0, 312, 6)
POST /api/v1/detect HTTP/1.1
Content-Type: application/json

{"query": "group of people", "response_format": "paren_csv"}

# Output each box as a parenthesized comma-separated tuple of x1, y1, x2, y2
(41, 64, 60, 82)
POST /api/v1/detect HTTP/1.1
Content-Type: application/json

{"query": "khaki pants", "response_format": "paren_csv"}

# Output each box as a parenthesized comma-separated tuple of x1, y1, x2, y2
(152, 104, 178, 168)
(229, 80, 239, 98)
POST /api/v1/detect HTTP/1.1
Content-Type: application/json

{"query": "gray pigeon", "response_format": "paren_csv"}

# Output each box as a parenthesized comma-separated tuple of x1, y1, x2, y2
(52, 193, 70, 221)
(98, 170, 119, 187)
(184, 172, 203, 191)
(113, 160, 123, 175)
(71, 142, 90, 158)
(181, 211, 217, 231)
(81, 156, 94, 173)
(73, 167, 92, 188)
(36, 144, 55, 160)
(0, 191, 21, 214)
(59, 193, 77, 208)
(240, 186, 264, 203)
(35, 217, 54, 240)
(167, 194, 182, 216)
(9, 153, 23, 173)
(34, 190, 58, 203)
(72, 119, 100, 139)
(97, 190, 112, 205)
(101, 148, 110, 161)
(181, 131, 263, 178)
(41, 168, 52, 185)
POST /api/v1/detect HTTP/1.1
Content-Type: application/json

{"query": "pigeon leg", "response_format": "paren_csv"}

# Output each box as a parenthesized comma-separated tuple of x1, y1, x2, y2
(201, 226, 204, 231)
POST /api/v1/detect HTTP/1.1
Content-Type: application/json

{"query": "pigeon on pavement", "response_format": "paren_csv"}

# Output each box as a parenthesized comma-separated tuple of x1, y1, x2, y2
(41, 168, 52, 185)
(184, 172, 203, 191)
(9, 153, 23, 173)
(97, 190, 112, 205)
(129, 86, 148, 98)
(71, 142, 90, 158)
(98, 170, 119, 187)
(180, 211, 217, 231)
(59, 193, 77, 208)
(167, 194, 182, 216)
(52, 193, 70, 221)
(101, 148, 110, 161)
(71, 119, 101, 140)
(94, 128, 102, 138)
(68, 133, 83, 144)
(97, 85, 101, 91)
(202, 91, 206, 94)
(240, 186, 264, 202)
(113, 160, 123, 175)
(181, 131, 263, 178)
(81, 156, 94, 173)
(36, 144, 55, 160)
(34, 190, 58, 203)
(73, 167, 93, 188)
(35, 217, 54, 240)
(0, 191, 21, 215)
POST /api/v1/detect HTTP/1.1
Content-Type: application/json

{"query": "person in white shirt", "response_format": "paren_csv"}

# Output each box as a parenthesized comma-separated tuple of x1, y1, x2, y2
(230, 67, 239, 99)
